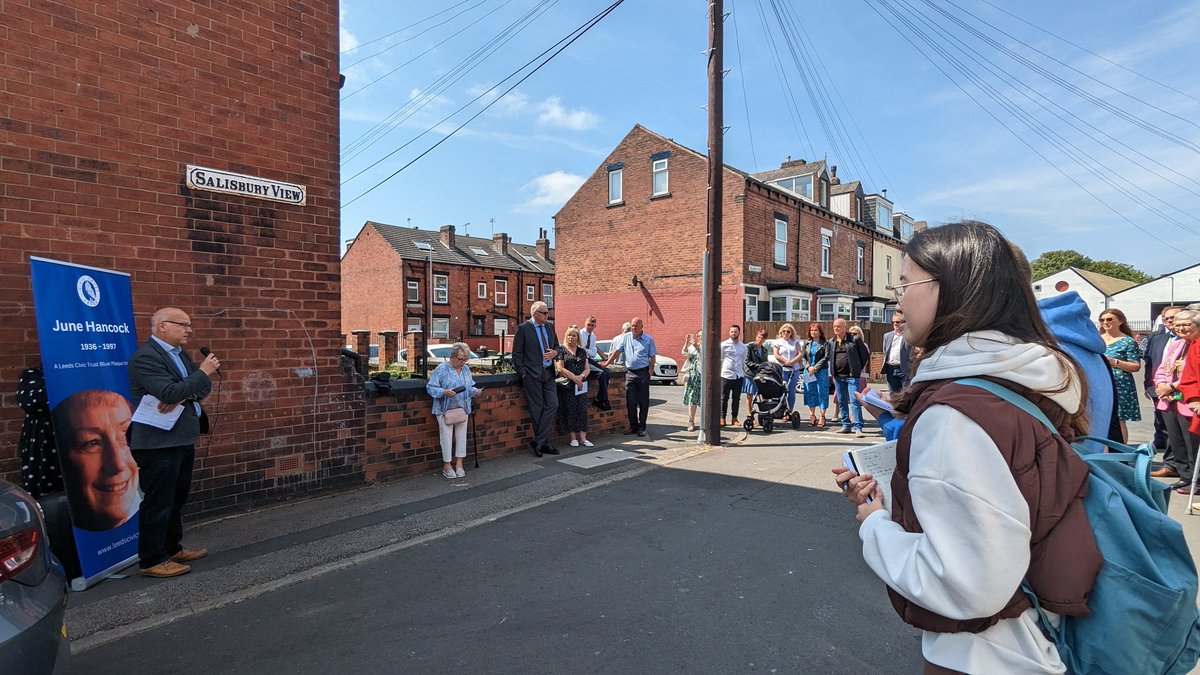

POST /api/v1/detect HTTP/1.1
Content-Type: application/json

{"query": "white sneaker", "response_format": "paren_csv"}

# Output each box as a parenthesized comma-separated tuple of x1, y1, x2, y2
(582, 440, 594, 447)
(570, 439, 580, 447)
(455, 467, 465, 478)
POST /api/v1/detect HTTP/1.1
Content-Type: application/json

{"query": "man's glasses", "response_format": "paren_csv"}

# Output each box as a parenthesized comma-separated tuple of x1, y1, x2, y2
(887, 278, 939, 301)
(162, 320, 193, 330)
(535, 310, 549, 315)
(892, 320, 906, 325)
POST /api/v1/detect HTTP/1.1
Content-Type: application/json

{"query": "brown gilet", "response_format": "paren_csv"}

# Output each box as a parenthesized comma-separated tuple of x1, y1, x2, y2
(887, 376, 1102, 634)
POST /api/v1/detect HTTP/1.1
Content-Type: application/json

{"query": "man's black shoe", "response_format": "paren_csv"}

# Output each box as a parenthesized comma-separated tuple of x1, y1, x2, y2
(1169, 479, 1191, 490)
(542, 445, 560, 455)
(637, 429, 647, 437)
(592, 399, 604, 408)
(531, 440, 543, 458)
(624, 427, 637, 435)
(599, 401, 611, 411)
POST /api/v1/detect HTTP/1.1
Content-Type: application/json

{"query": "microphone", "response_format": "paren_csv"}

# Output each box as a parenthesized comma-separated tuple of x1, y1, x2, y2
(200, 346, 220, 372)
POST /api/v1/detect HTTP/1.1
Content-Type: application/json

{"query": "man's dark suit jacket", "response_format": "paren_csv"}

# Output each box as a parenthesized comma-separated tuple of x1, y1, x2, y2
(128, 339, 212, 449)
(881, 331, 912, 372)
(1143, 330, 1173, 398)
(511, 319, 559, 381)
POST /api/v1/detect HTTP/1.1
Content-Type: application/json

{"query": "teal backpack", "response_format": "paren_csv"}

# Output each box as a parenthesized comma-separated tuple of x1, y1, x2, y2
(955, 378, 1200, 675)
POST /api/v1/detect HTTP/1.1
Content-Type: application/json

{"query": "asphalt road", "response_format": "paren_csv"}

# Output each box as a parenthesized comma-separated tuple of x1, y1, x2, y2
(73, 393, 923, 674)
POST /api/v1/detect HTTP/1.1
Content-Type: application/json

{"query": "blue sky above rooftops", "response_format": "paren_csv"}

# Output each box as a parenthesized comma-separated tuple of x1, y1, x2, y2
(338, 0, 1200, 275)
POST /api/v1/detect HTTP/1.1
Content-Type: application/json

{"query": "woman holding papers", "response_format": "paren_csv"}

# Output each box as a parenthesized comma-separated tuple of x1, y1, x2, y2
(555, 327, 592, 448)
(833, 221, 1099, 674)
(799, 323, 830, 427)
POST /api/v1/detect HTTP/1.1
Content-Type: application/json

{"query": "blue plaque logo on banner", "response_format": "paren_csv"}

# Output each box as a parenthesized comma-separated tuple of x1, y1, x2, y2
(77, 275, 101, 307)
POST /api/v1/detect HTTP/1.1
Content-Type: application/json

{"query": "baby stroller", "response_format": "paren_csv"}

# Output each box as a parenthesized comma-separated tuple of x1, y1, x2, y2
(743, 362, 801, 432)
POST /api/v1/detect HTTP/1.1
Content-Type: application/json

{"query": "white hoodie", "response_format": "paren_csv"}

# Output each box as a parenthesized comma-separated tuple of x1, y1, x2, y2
(858, 331, 1082, 674)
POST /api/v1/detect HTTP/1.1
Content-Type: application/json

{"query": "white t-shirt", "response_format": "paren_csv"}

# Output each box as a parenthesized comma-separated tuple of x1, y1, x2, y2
(775, 338, 799, 371)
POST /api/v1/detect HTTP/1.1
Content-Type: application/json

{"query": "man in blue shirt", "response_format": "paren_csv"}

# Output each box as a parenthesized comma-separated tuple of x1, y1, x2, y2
(511, 301, 560, 456)
(602, 317, 657, 437)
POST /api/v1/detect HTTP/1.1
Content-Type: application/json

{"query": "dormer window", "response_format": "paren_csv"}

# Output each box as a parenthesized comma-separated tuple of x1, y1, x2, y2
(877, 203, 892, 232)
(772, 174, 814, 201)
(820, 179, 829, 207)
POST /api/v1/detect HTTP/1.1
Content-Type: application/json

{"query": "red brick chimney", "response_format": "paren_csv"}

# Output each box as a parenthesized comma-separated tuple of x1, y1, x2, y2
(535, 227, 551, 261)
(491, 232, 509, 255)
(439, 224, 456, 249)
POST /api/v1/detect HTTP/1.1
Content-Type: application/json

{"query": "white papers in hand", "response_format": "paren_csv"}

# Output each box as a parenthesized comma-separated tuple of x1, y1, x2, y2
(131, 394, 184, 431)
(843, 440, 897, 505)
(575, 380, 588, 396)
(861, 388, 894, 414)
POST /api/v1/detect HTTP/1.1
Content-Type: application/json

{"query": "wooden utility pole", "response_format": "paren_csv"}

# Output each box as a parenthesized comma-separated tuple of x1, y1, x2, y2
(702, 0, 724, 444)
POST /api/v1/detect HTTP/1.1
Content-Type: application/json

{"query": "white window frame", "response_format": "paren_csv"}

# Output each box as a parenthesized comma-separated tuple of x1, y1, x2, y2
(526, 284, 535, 302)
(774, 217, 787, 266)
(493, 318, 509, 336)
(769, 291, 811, 322)
(477, 281, 487, 299)
(886, 255, 893, 286)
(871, 307, 885, 322)
(542, 283, 554, 308)
(855, 305, 873, 321)
(877, 204, 892, 232)
(770, 296, 788, 321)
(820, 229, 833, 277)
(744, 287, 760, 322)
(608, 168, 623, 204)
(820, 179, 828, 206)
(472, 315, 486, 335)
(495, 279, 508, 307)
(818, 301, 836, 321)
(792, 297, 811, 321)
(652, 158, 669, 196)
(856, 244, 865, 283)
(406, 317, 421, 334)
(406, 280, 419, 304)
(432, 318, 450, 340)
(433, 274, 449, 304)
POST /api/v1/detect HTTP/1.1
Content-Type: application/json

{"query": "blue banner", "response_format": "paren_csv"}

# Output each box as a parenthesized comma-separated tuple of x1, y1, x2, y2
(31, 257, 141, 586)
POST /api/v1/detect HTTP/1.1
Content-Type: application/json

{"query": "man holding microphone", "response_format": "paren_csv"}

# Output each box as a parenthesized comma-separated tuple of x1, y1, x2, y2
(128, 307, 220, 578)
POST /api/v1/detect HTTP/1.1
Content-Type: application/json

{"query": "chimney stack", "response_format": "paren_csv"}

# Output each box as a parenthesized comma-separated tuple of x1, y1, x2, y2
(439, 224, 456, 249)
(535, 227, 551, 261)
(829, 165, 840, 185)
(491, 232, 510, 255)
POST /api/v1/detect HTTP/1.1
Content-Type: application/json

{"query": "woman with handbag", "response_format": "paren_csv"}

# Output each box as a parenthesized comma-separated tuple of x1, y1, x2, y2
(427, 342, 481, 479)
(556, 327, 593, 447)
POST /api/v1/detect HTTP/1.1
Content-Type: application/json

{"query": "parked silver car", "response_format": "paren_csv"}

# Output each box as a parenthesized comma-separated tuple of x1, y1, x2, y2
(0, 480, 69, 675)
(594, 340, 679, 383)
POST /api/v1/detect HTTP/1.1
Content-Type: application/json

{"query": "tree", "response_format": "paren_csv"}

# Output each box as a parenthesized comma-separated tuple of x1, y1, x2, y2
(1029, 250, 1152, 284)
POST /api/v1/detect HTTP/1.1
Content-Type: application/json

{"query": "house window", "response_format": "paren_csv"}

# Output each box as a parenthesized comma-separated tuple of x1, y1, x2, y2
(652, 158, 669, 196)
(526, 284, 535, 302)
(820, 179, 828, 206)
(432, 318, 450, 340)
(472, 316, 486, 335)
(886, 255, 893, 286)
(821, 231, 832, 276)
(406, 317, 421, 334)
(774, 217, 788, 266)
(818, 302, 835, 321)
(792, 297, 811, 321)
(856, 243, 865, 283)
(608, 166, 623, 204)
(774, 174, 813, 200)
(770, 294, 811, 321)
(770, 297, 788, 321)
(877, 204, 892, 231)
(495, 279, 508, 306)
(542, 283, 554, 308)
(871, 307, 885, 322)
(406, 280, 419, 304)
(855, 305, 872, 321)
(433, 274, 449, 304)
(493, 318, 509, 336)
(477, 281, 487, 299)
(837, 302, 852, 319)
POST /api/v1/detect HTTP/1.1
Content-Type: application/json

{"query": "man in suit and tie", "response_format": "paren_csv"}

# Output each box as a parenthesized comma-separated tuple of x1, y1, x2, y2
(512, 301, 560, 457)
(128, 307, 220, 578)
(1146, 306, 1183, 476)
(879, 311, 913, 398)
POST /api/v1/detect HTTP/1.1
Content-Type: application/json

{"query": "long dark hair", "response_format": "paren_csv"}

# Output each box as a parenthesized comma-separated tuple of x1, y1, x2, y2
(1099, 308, 1134, 338)
(905, 221, 1089, 432)
(807, 322, 826, 344)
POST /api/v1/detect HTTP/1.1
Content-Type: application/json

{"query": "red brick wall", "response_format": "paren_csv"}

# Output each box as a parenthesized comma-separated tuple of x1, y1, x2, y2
(340, 226, 554, 352)
(363, 374, 627, 482)
(0, 0, 362, 515)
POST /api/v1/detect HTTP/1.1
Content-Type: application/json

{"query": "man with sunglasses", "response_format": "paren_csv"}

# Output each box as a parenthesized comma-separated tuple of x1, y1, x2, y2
(879, 310, 912, 397)
(127, 307, 220, 578)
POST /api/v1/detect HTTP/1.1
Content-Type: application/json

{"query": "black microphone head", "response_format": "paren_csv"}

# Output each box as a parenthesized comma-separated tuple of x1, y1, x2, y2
(200, 347, 211, 357)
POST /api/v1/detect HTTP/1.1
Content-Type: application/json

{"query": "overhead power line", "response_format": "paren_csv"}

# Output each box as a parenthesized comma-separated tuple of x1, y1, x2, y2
(340, 0, 481, 56)
(343, 0, 626, 208)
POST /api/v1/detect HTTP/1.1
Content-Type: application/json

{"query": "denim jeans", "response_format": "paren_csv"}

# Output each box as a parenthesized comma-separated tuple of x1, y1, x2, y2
(834, 376, 863, 431)
(783, 368, 801, 412)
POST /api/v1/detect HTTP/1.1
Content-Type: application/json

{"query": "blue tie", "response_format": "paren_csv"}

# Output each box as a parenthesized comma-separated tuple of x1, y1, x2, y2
(537, 324, 550, 366)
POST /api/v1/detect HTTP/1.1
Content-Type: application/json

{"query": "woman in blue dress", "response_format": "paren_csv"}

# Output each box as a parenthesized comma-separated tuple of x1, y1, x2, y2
(1099, 308, 1142, 443)
(800, 322, 830, 427)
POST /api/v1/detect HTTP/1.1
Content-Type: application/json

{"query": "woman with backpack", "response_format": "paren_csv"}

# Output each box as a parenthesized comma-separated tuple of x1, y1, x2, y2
(832, 221, 1101, 674)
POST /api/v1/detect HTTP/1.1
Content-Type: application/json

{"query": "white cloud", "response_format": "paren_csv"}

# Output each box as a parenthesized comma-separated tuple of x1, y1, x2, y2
(513, 171, 586, 214)
(339, 6, 360, 52)
(536, 96, 599, 131)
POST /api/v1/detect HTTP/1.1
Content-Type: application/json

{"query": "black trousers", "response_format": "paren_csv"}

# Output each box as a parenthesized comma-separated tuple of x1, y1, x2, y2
(132, 444, 195, 568)
(1164, 410, 1199, 482)
(587, 363, 611, 403)
(885, 365, 905, 395)
(522, 367, 559, 449)
(721, 377, 741, 419)
(625, 367, 651, 431)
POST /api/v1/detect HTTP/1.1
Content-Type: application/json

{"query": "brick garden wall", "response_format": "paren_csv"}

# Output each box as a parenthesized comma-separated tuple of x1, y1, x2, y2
(0, 0, 363, 515)
(363, 373, 629, 482)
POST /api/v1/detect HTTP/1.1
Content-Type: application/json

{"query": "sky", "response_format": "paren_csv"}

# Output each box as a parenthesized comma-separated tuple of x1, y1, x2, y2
(337, 0, 1200, 276)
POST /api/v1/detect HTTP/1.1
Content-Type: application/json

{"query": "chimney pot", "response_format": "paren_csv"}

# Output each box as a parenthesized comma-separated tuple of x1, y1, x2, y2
(439, 224, 456, 249)
(491, 232, 510, 255)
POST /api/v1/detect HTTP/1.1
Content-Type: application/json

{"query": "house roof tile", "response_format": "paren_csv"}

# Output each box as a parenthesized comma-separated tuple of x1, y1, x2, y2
(365, 221, 554, 274)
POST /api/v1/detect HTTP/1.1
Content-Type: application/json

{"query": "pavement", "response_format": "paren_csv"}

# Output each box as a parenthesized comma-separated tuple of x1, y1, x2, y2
(66, 383, 1200, 666)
